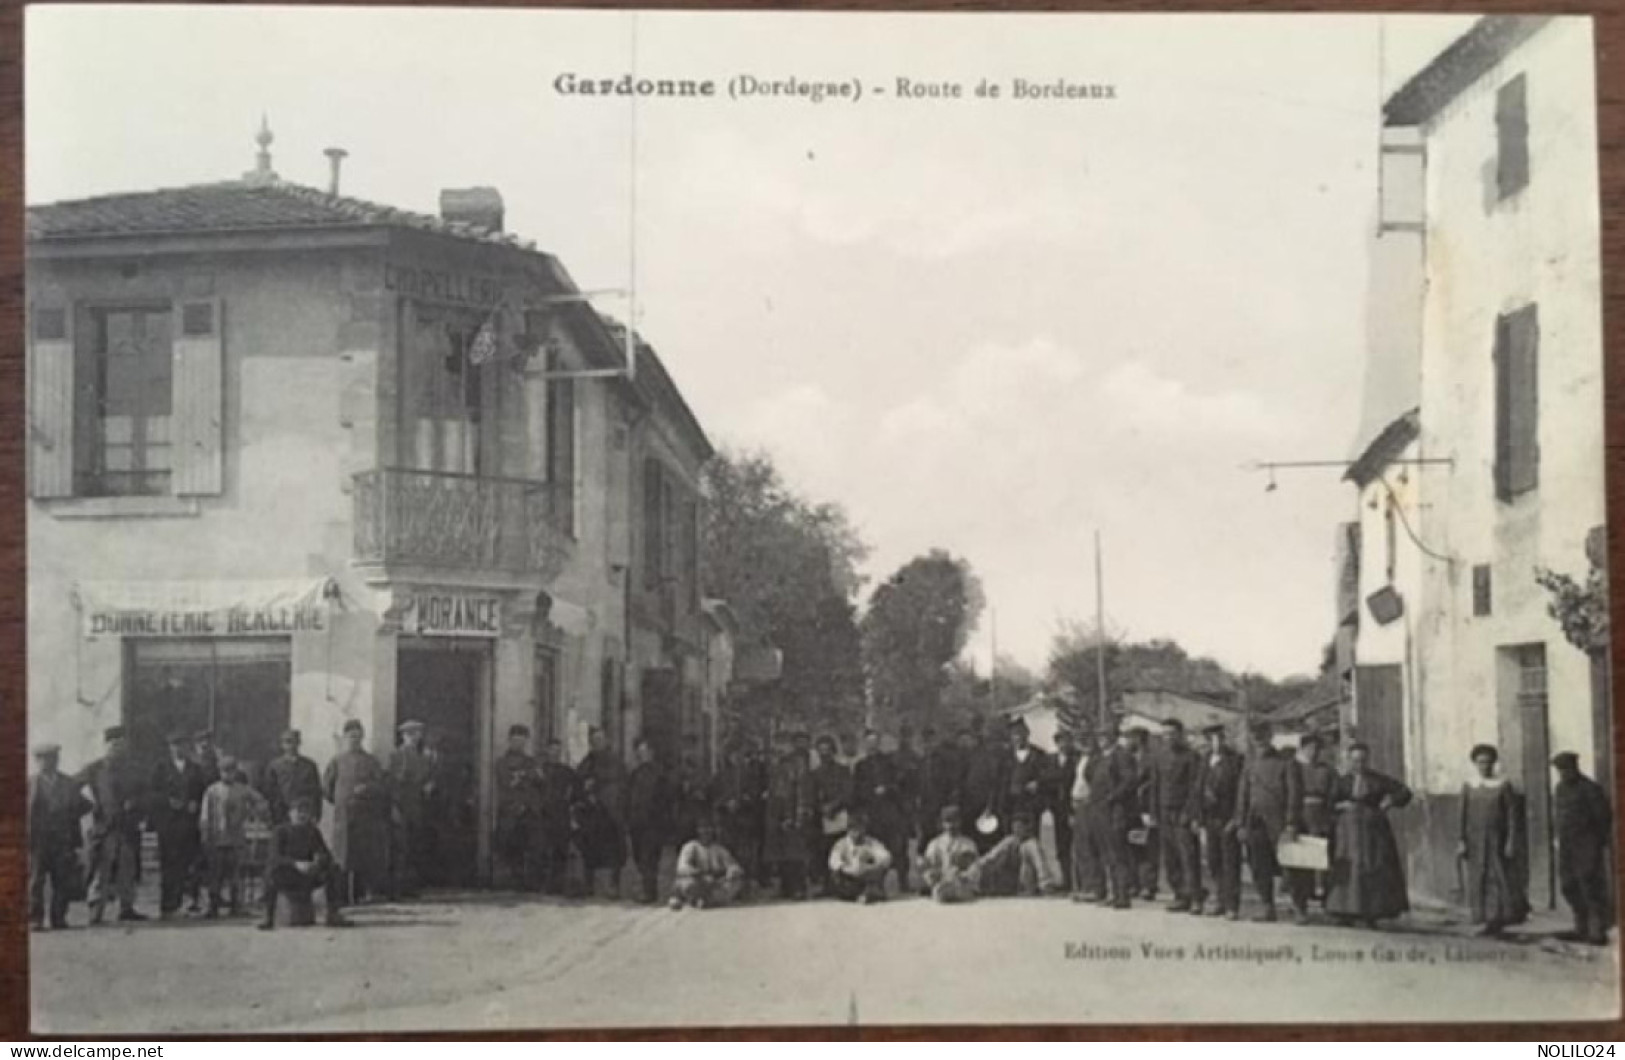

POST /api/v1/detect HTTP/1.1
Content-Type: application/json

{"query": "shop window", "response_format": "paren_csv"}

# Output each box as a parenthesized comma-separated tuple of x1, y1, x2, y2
(124, 639, 292, 781)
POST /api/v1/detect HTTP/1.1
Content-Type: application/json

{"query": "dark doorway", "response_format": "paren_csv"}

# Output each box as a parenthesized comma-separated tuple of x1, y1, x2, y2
(125, 639, 291, 782)
(398, 641, 489, 887)
(640, 668, 682, 765)
(1353, 664, 1406, 778)
(1499, 643, 1554, 909)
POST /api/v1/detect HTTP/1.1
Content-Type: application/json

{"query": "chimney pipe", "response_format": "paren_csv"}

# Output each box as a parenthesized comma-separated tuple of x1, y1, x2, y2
(324, 147, 349, 196)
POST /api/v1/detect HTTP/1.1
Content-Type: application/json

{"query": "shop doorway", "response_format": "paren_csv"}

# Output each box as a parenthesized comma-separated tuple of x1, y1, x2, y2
(1498, 642, 1553, 910)
(397, 640, 490, 887)
(124, 638, 291, 781)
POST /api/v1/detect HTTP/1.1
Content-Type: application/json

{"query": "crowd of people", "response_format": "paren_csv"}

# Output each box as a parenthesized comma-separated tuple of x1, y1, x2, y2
(26, 710, 1616, 947)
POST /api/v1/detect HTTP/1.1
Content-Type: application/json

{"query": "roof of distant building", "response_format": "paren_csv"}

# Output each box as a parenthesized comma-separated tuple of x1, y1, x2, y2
(27, 180, 538, 249)
(1383, 15, 1551, 128)
(1119, 689, 1246, 732)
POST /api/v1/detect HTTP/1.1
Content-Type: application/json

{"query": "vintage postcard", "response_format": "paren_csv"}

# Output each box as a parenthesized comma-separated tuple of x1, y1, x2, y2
(22, 6, 1616, 1032)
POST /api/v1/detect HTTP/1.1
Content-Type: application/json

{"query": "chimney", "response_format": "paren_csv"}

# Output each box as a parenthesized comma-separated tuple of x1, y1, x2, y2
(324, 147, 349, 196)
(439, 187, 504, 233)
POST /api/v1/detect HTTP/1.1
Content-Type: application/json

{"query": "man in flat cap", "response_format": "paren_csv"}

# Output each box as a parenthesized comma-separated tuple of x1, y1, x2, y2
(262, 729, 323, 826)
(151, 730, 208, 918)
(1233, 721, 1304, 923)
(1192, 723, 1244, 918)
(1150, 718, 1202, 913)
(495, 723, 543, 890)
(324, 719, 391, 902)
(1099, 721, 1143, 909)
(388, 719, 438, 898)
(82, 726, 147, 923)
(29, 743, 91, 930)
(1552, 752, 1614, 945)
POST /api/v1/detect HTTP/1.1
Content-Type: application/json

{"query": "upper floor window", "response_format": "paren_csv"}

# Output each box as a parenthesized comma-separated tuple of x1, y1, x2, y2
(402, 303, 494, 477)
(1496, 74, 1530, 200)
(1493, 303, 1540, 502)
(28, 296, 223, 503)
(80, 305, 174, 497)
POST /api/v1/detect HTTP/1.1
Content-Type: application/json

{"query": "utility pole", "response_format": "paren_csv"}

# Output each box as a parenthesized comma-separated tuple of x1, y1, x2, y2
(1095, 530, 1109, 730)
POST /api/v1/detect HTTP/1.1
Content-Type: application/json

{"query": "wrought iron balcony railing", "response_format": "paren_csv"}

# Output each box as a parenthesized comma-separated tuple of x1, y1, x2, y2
(353, 467, 574, 578)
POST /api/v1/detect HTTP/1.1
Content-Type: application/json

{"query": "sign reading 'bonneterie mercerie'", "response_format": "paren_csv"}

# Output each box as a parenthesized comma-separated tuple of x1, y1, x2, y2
(78, 579, 331, 639)
(404, 593, 502, 637)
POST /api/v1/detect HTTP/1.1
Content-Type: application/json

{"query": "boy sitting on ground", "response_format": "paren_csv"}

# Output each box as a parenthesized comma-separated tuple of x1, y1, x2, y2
(973, 811, 1058, 897)
(671, 818, 746, 910)
(921, 805, 982, 903)
(826, 810, 893, 904)
(260, 797, 350, 930)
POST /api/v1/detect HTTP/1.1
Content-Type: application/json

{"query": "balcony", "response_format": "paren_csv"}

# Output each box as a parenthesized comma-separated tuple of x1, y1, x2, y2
(353, 467, 574, 582)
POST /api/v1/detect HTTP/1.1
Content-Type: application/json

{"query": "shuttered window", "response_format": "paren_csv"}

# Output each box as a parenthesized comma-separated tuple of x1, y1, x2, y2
(28, 304, 76, 498)
(1472, 564, 1493, 617)
(1494, 304, 1540, 501)
(31, 297, 225, 501)
(172, 298, 225, 495)
(1496, 74, 1530, 200)
(644, 457, 664, 588)
(546, 346, 576, 534)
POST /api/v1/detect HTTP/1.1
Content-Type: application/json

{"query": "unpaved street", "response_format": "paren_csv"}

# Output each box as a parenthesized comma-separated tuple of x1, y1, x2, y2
(31, 893, 1618, 1033)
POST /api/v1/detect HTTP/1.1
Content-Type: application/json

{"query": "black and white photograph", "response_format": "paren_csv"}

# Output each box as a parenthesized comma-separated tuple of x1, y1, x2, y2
(21, 6, 1617, 1032)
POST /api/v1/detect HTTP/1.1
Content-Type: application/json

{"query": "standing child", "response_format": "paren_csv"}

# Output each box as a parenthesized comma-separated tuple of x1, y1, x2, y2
(197, 757, 268, 918)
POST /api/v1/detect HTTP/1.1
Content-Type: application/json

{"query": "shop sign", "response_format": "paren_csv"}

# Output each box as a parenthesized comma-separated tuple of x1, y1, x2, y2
(77, 579, 332, 639)
(403, 592, 502, 637)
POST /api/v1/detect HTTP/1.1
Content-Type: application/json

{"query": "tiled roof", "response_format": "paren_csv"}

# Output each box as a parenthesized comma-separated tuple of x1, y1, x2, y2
(26, 179, 537, 250)
(1383, 16, 1550, 127)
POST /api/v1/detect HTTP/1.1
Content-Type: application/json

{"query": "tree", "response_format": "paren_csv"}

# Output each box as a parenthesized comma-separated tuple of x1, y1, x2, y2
(940, 654, 1041, 728)
(702, 448, 869, 740)
(861, 550, 986, 730)
(1536, 563, 1609, 655)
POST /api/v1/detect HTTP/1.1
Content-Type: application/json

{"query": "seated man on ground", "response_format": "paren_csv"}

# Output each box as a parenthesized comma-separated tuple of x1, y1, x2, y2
(827, 810, 893, 904)
(972, 811, 1058, 897)
(260, 797, 350, 930)
(920, 805, 982, 903)
(671, 818, 746, 910)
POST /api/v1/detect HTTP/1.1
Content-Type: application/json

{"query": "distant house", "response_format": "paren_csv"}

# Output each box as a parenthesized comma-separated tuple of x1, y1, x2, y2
(1120, 690, 1247, 744)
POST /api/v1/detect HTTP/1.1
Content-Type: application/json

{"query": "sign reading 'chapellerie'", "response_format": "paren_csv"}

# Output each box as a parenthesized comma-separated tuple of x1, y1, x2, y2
(404, 593, 502, 637)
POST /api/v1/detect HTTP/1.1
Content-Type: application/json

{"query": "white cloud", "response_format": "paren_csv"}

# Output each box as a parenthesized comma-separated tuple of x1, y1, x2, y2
(723, 383, 850, 492)
(1099, 361, 1287, 440)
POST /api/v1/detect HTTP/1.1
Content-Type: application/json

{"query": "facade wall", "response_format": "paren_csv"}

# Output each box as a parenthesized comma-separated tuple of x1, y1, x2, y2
(1363, 20, 1605, 904)
(27, 224, 645, 880)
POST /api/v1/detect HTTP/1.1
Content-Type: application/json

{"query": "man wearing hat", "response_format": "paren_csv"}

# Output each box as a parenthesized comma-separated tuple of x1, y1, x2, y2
(1098, 721, 1143, 909)
(495, 723, 543, 890)
(29, 743, 91, 930)
(82, 726, 147, 923)
(852, 730, 909, 890)
(1150, 718, 1202, 913)
(1552, 752, 1614, 945)
(262, 729, 323, 826)
(1233, 721, 1304, 923)
(992, 716, 1052, 849)
(1050, 729, 1084, 894)
(323, 719, 392, 902)
(388, 719, 438, 897)
(1192, 723, 1243, 918)
(536, 738, 579, 895)
(151, 729, 208, 918)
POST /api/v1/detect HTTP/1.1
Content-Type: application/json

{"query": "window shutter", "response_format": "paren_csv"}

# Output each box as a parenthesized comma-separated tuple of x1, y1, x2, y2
(1496, 75, 1529, 200)
(644, 458, 663, 587)
(28, 303, 75, 498)
(1507, 305, 1540, 496)
(172, 298, 224, 495)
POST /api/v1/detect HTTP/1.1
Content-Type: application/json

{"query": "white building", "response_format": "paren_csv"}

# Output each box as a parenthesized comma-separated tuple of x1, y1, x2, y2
(1348, 15, 1607, 906)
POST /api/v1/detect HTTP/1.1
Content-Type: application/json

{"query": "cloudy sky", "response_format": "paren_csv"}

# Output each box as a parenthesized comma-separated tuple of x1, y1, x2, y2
(27, 7, 1475, 678)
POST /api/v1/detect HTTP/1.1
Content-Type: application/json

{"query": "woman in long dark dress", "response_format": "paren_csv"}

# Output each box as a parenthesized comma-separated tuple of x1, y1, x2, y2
(1326, 742, 1413, 928)
(1458, 743, 1529, 937)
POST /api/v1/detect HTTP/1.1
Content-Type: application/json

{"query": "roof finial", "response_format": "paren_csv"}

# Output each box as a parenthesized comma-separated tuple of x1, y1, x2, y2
(243, 114, 278, 186)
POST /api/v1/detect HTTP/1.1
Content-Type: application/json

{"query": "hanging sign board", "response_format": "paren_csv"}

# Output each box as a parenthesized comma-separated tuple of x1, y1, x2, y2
(403, 592, 502, 638)
(77, 579, 331, 639)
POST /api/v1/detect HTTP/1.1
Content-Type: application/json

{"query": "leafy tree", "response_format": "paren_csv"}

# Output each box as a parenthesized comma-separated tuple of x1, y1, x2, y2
(1536, 563, 1609, 655)
(940, 655, 1041, 728)
(702, 448, 869, 740)
(861, 550, 986, 730)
